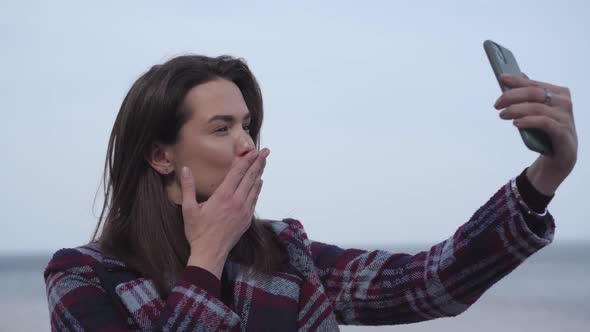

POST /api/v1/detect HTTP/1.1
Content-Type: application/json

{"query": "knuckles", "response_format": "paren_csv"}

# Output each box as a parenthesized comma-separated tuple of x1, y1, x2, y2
(219, 190, 233, 202)
(532, 87, 545, 101)
(231, 197, 245, 210)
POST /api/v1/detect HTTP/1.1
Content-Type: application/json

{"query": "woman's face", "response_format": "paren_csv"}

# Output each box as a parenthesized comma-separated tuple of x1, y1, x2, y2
(162, 78, 256, 203)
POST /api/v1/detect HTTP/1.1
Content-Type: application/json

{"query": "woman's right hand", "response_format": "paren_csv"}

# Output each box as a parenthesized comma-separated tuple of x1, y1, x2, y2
(180, 148, 269, 278)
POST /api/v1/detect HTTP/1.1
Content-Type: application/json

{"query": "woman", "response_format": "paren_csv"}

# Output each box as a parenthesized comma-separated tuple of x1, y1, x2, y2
(44, 55, 578, 331)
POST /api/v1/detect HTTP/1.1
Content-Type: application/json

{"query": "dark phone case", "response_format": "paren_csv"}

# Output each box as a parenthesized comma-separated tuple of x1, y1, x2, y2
(483, 40, 554, 156)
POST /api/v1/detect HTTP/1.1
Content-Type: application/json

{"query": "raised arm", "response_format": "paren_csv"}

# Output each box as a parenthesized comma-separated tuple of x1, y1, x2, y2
(311, 174, 555, 326)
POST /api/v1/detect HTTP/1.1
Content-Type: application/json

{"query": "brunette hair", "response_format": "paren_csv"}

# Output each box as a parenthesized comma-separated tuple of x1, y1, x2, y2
(92, 55, 284, 297)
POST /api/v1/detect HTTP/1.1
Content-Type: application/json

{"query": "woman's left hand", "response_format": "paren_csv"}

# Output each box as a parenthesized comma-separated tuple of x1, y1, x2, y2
(494, 73, 578, 194)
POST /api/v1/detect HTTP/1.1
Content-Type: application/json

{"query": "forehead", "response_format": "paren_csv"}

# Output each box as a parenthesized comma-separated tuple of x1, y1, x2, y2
(183, 78, 249, 121)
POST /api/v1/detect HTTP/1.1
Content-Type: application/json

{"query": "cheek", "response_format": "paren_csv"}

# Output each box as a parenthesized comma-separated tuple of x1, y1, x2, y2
(200, 137, 234, 170)
(181, 138, 234, 193)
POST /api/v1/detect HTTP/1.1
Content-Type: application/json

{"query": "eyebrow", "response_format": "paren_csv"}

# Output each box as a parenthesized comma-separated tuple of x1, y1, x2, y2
(207, 113, 251, 124)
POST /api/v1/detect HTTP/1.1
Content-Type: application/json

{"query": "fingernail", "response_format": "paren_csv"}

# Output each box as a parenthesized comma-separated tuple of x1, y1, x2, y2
(259, 148, 269, 157)
(494, 97, 501, 108)
(182, 166, 189, 177)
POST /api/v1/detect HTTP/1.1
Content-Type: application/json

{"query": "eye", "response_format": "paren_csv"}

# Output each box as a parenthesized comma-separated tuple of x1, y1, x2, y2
(214, 126, 229, 133)
(243, 124, 251, 132)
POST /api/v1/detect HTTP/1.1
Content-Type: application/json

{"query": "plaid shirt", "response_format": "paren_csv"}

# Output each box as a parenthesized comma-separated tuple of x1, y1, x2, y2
(44, 179, 555, 331)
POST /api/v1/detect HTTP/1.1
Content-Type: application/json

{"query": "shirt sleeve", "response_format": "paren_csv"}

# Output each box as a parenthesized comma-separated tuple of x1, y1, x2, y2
(516, 166, 555, 214)
(181, 265, 223, 299)
(310, 178, 555, 326)
(44, 250, 240, 331)
(515, 166, 555, 237)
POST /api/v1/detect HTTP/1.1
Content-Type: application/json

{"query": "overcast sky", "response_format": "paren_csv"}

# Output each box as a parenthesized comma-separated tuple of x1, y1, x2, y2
(1, 0, 588, 253)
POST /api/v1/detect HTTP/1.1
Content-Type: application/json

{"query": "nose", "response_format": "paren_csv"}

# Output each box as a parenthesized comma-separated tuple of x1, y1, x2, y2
(236, 130, 256, 157)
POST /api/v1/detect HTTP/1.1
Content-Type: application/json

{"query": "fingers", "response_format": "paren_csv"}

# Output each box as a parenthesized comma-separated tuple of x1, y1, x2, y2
(499, 73, 571, 97)
(180, 166, 198, 210)
(234, 148, 269, 202)
(499, 102, 567, 123)
(217, 149, 259, 194)
(245, 178, 263, 217)
(494, 85, 571, 110)
(512, 115, 562, 140)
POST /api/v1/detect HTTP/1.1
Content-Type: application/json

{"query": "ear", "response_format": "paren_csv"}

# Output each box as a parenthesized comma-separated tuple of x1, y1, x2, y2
(146, 142, 175, 176)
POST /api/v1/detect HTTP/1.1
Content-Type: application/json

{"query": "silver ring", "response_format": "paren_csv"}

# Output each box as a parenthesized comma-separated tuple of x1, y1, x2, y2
(543, 88, 553, 105)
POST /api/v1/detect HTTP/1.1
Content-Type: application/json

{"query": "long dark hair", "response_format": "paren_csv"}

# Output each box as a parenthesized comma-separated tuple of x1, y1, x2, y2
(92, 55, 284, 297)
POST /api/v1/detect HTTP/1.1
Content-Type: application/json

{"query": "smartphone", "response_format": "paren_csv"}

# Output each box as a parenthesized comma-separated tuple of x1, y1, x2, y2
(483, 40, 554, 156)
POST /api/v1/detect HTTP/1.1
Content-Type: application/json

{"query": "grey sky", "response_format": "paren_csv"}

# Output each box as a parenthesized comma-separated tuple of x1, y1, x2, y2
(1, 0, 588, 253)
